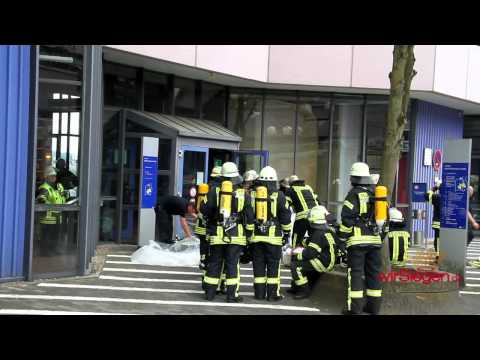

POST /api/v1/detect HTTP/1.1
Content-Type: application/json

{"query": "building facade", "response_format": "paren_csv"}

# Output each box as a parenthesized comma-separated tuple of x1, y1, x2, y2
(1, 45, 479, 282)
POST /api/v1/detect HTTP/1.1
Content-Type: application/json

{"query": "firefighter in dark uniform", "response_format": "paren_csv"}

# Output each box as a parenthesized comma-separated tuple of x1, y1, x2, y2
(289, 205, 337, 299)
(196, 166, 222, 279)
(425, 179, 441, 255)
(285, 175, 319, 249)
(338, 162, 383, 315)
(386, 207, 410, 267)
(201, 162, 254, 302)
(245, 166, 291, 301)
(239, 170, 259, 265)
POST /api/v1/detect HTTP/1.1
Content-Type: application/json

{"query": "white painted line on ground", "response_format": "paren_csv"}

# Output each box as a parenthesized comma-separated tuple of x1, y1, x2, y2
(99, 275, 290, 288)
(104, 260, 291, 273)
(460, 291, 480, 295)
(101, 267, 292, 280)
(466, 271, 480, 275)
(0, 309, 135, 315)
(465, 277, 480, 281)
(37, 283, 255, 296)
(465, 283, 480, 287)
(0, 294, 320, 313)
(107, 255, 131, 258)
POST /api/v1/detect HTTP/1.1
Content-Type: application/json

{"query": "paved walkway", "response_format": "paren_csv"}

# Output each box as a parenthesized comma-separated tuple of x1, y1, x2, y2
(460, 238, 480, 297)
(0, 249, 329, 315)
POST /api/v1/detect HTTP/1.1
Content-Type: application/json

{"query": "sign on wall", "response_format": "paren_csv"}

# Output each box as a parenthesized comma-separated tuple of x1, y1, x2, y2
(433, 149, 442, 172)
(141, 155, 158, 209)
(440, 162, 469, 229)
(412, 183, 427, 202)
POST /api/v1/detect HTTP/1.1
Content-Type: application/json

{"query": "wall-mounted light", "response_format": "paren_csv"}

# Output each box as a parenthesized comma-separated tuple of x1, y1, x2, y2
(39, 55, 74, 64)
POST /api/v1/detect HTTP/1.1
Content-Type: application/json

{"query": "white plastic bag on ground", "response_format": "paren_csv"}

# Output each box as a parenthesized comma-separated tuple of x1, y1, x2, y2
(131, 238, 200, 267)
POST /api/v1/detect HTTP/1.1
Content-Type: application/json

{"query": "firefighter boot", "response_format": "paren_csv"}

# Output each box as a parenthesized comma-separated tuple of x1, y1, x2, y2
(267, 284, 284, 301)
(226, 285, 243, 303)
(287, 280, 298, 294)
(293, 285, 311, 300)
(254, 284, 267, 300)
(205, 284, 217, 301)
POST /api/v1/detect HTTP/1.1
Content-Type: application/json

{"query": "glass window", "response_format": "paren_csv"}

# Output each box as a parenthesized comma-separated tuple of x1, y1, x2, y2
(39, 45, 84, 82)
(144, 71, 171, 114)
(227, 91, 263, 150)
(329, 96, 363, 219)
(263, 93, 296, 180)
(158, 139, 171, 170)
(201, 82, 226, 125)
(104, 62, 139, 109)
(366, 101, 388, 174)
(174, 77, 199, 118)
(296, 95, 331, 204)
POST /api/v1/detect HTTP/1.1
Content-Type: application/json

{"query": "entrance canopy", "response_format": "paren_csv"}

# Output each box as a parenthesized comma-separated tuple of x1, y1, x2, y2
(125, 109, 242, 144)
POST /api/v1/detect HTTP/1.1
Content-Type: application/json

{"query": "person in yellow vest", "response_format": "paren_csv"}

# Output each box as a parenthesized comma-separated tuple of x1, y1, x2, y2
(386, 208, 410, 267)
(36, 166, 67, 256)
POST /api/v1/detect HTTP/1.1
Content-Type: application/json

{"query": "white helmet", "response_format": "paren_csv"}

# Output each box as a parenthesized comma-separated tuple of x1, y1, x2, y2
(307, 205, 330, 225)
(243, 170, 259, 182)
(221, 162, 240, 178)
(288, 175, 300, 184)
(434, 177, 442, 188)
(370, 174, 380, 185)
(389, 207, 404, 223)
(350, 162, 371, 177)
(44, 166, 57, 177)
(259, 166, 278, 182)
(210, 166, 222, 178)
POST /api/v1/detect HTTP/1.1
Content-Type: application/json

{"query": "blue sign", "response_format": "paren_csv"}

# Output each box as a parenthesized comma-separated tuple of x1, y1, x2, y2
(141, 156, 158, 209)
(412, 183, 427, 202)
(440, 162, 469, 229)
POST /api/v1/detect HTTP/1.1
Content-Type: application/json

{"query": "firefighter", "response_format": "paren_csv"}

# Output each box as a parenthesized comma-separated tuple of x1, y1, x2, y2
(246, 166, 291, 301)
(201, 162, 254, 302)
(288, 205, 337, 299)
(425, 179, 441, 256)
(338, 162, 384, 315)
(386, 207, 410, 267)
(279, 177, 290, 195)
(285, 175, 319, 249)
(196, 166, 223, 278)
(36, 166, 67, 256)
(243, 170, 259, 195)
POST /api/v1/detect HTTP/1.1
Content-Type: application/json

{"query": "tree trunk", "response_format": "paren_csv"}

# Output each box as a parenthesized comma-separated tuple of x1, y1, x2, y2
(380, 45, 416, 277)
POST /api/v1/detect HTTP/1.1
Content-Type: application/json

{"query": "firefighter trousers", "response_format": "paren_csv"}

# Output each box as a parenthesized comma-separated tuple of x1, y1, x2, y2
(346, 246, 382, 315)
(199, 234, 209, 273)
(203, 244, 243, 301)
(251, 243, 282, 300)
(291, 252, 334, 289)
(292, 218, 309, 248)
(434, 228, 439, 253)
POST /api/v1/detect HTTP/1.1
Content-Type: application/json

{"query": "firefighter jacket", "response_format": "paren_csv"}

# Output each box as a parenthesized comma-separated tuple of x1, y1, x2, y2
(386, 222, 410, 266)
(194, 178, 222, 236)
(200, 182, 254, 246)
(425, 189, 441, 229)
(295, 226, 337, 272)
(246, 181, 292, 246)
(285, 180, 319, 220)
(338, 185, 382, 248)
(37, 182, 66, 225)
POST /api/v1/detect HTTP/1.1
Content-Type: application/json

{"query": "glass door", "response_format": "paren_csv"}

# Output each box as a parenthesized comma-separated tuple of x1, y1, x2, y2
(233, 150, 269, 175)
(176, 145, 208, 238)
(32, 45, 84, 278)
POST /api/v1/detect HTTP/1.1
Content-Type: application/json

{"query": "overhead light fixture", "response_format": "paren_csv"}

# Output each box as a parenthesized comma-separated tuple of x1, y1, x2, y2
(39, 55, 74, 64)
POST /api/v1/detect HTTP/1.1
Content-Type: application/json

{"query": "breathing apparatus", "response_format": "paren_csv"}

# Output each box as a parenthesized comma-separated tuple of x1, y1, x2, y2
(255, 185, 271, 234)
(196, 183, 209, 213)
(218, 180, 236, 242)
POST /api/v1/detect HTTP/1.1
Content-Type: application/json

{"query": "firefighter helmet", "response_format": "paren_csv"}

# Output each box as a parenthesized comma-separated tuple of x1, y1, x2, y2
(350, 162, 370, 177)
(259, 166, 278, 182)
(210, 166, 222, 178)
(44, 166, 57, 177)
(389, 207, 404, 223)
(243, 170, 259, 182)
(288, 175, 300, 184)
(221, 162, 240, 178)
(307, 205, 329, 225)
